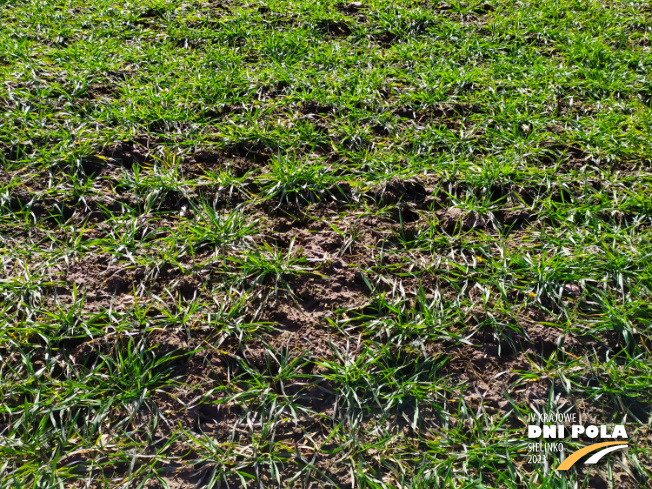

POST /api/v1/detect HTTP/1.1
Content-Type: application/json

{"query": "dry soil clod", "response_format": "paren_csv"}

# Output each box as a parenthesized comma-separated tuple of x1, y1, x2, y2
(435, 208, 485, 233)
(374, 176, 427, 206)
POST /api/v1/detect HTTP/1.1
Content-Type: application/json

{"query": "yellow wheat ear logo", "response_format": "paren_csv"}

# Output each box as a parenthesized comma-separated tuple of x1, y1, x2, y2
(556, 442, 629, 470)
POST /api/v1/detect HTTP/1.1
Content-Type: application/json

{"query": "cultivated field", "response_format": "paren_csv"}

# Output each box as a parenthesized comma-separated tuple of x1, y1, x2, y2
(1, 0, 652, 487)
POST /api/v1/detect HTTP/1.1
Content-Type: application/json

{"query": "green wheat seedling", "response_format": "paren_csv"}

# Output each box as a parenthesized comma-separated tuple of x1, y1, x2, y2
(257, 152, 336, 209)
(229, 238, 317, 300)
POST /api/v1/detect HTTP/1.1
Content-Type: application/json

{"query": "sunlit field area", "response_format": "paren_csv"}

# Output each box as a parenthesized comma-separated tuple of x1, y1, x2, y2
(1, 0, 652, 487)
